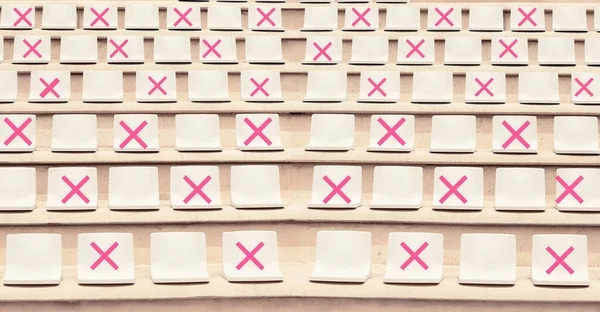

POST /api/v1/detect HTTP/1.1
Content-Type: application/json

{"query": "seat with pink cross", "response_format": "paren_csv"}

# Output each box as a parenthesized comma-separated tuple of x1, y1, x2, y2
(469, 6, 504, 31)
(343, 7, 378, 31)
(427, 6, 461, 31)
(444, 37, 482, 65)
(207, 6, 243, 31)
(553, 7, 587, 32)
(151, 232, 209, 284)
(230, 165, 284, 209)
(240, 71, 284, 102)
(0, 167, 36, 211)
(358, 71, 400, 103)
(0, 5, 35, 29)
(537, 38, 576, 66)
(222, 231, 283, 282)
(572, 73, 600, 104)
(175, 114, 223, 151)
(136, 70, 177, 102)
(0, 71, 18, 102)
(308, 166, 362, 208)
(83, 4, 117, 30)
(494, 168, 546, 211)
(492, 116, 538, 154)
(367, 114, 414, 152)
(303, 36, 343, 65)
(167, 5, 201, 30)
(432, 167, 484, 210)
(125, 4, 159, 30)
(490, 37, 529, 65)
(245, 36, 284, 64)
(170, 166, 222, 209)
(305, 114, 355, 151)
(511, 6, 545, 32)
(51, 114, 98, 152)
(236, 114, 284, 151)
(383, 232, 443, 284)
(113, 114, 159, 152)
(531, 234, 589, 286)
(370, 166, 423, 209)
(29, 71, 71, 103)
(199, 36, 238, 64)
(430, 115, 476, 153)
(310, 231, 372, 283)
(0, 114, 36, 152)
(459, 234, 516, 285)
(109, 166, 160, 210)
(412, 72, 453, 103)
(46, 167, 98, 211)
(553, 116, 599, 155)
(349, 36, 389, 65)
(3, 233, 62, 285)
(555, 168, 600, 211)
(465, 72, 506, 104)
(106, 36, 145, 64)
(518, 72, 560, 104)
(397, 36, 435, 65)
(78, 233, 135, 284)
(248, 6, 284, 31)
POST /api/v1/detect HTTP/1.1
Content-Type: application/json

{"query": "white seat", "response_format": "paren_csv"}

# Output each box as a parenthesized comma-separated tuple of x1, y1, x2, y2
(385, 6, 420, 31)
(492, 116, 538, 153)
(384, 232, 443, 284)
(553, 7, 587, 32)
(51, 114, 98, 152)
(236, 114, 284, 150)
(469, 6, 504, 31)
(0, 114, 36, 152)
(207, 6, 243, 30)
(301, 0, 331, 4)
(154, 36, 191, 63)
(308, 166, 362, 208)
(188, 70, 230, 102)
(595, 8, 600, 32)
(78, 233, 135, 284)
(531, 234, 589, 286)
(397, 36, 435, 65)
(125, 4, 159, 30)
(459, 234, 516, 285)
(585, 38, 600, 65)
(444, 37, 482, 65)
(82, 71, 124, 103)
(432, 167, 484, 210)
(0, 167, 36, 211)
(29, 71, 70, 102)
(305, 114, 355, 151)
(495, 168, 545, 211)
(339, 0, 370, 4)
(246, 36, 284, 64)
(554, 116, 599, 155)
(430, 115, 476, 153)
(427, 6, 461, 31)
(303, 36, 343, 64)
(0, 36, 4, 63)
(240, 71, 284, 102)
(199, 36, 237, 64)
(572, 73, 600, 104)
(412, 72, 453, 103)
(555, 168, 600, 211)
(248, 6, 284, 31)
(518, 72, 560, 104)
(304, 71, 347, 102)
(3, 234, 62, 285)
(491, 37, 528, 65)
(367, 114, 414, 151)
(42, 4, 76, 29)
(0, 71, 17, 102)
(370, 166, 423, 209)
(109, 167, 159, 210)
(175, 114, 222, 151)
(230, 165, 284, 208)
(222, 231, 283, 282)
(0, 5, 34, 29)
(136, 70, 177, 102)
(167, 5, 201, 30)
(465, 72, 506, 103)
(46, 167, 98, 211)
(538, 38, 576, 65)
(170, 166, 222, 209)
(349, 36, 388, 65)
(13, 35, 50, 64)
(377, 0, 406, 4)
(59, 36, 97, 64)
(343, 7, 378, 31)
(83, 4, 117, 30)
(357, 71, 400, 103)
(107, 36, 145, 64)
(113, 114, 159, 152)
(151, 232, 209, 283)
(301, 7, 337, 31)
(511, 6, 544, 31)
(310, 231, 371, 283)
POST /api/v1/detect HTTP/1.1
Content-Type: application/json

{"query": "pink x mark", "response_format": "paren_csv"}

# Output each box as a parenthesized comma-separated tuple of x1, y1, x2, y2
(313, 42, 332, 61)
(243, 117, 272, 146)
(475, 78, 494, 97)
(546, 246, 575, 275)
(39, 78, 60, 99)
(90, 242, 119, 270)
(322, 175, 352, 204)
(501, 120, 530, 149)
(351, 8, 371, 27)
(3, 117, 32, 146)
(400, 242, 429, 270)
(173, 7, 193, 27)
(434, 7, 454, 26)
(575, 78, 594, 97)
(236, 242, 265, 270)
(13, 7, 32, 27)
(61, 175, 90, 204)
(367, 78, 387, 97)
(438, 175, 468, 204)
(90, 7, 110, 27)
(256, 7, 276, 27)
(250, 78, 270, 97)
(556, 175, 584, 204)
(109, 39, 129, 58)
(406, 39, 425, 58)
(498, 39, 518, 58)
(517, 7, 537, 27)
(148, 76, 167, 96)
(183, 175, 212, 204)
(23, 39, 42, 58)
(377, 117, 406, 146)
(202, 39, 222, 58)
(119, 120, 148, 149)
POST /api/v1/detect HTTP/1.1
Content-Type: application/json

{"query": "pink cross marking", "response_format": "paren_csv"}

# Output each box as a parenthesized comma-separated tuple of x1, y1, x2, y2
(39, 78, 60, 99)
(517, 7, 537, 27)
(438, 175, 468, 204)
(90, 7, 110, 27)
(545, 246, 575, 275)
(434, 7, 454, 26)
(173, 7, 193, 27)
(61, 175, 91, 204)
(313, 42, 332, 61)
(3, 117, 32, 146)
(498, 39, 518, 58)
(235, 242, 265, 270)
(377, 117, 406, 146)
(556, 175, 584, 204)
(13, 7, 33, 27)
(322, 175, 352, 204)
(367, 78, 387, 97)
(202, 39, 222, 58)
(406, 39, 425, 58)
(250, 78, 270, 97)
(90, 242, 119, 270)
(400, 242, 429, 270)
(351, 7, 371, 27)
(22, 39, 42, 59)
(118, 120, 148, 149)
(109, 39, 129, 58)
(147, 76, 167, 96)
(256, 7, 276, 27)
(475, 78, 494, 97)
(575, 78, 594, 97)
(501, 120, 531, 149)
(183, 175, 212, 204)
(243, 117, 273, 146)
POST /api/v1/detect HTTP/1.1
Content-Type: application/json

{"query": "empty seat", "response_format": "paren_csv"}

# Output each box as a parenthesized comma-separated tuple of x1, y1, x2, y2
(303, 36, 343, 64)
(240, 71, 284, 102)
(109, 167, 159, 210)
(339, 0, 370, 4)
(151, 232, 209, 283)
(0, 167, 36, 211)
(78, 233, 135, 284)
(384, 232, 443, 284)
(585, 38, 600, 65)
(511, 6, 544, 32)
(82, 71, 124, 103)
(370, 166, 423, 209)
(432, 167, 484, 210)
(397, 36, 434, 65)
(29, 71, 70, 102)
(427, 6, 461, 31)
(60, 36, 98, 64)
(367, 114, 414, 151)
(518, 72, 560, 104)
(0, 114, 36, 152)
(136, 70, 177, 102)
(430, 115, 476, 153)
(554, 116, 599, 155)
(236, 114, 284, 150)
(465, 72, 506, 103)
(459, 234, 516, 285)
(51, 114, 98, 152)
(13, 35, 51, 64)
(230, 165, 284, 208)
(154, 36, 192, 63)
(84, 4, 117, 30)
(207, 6, 243, 30)
(310, 231, 372, 283)
(538, 38, 576, 65)
(42, 4, 76, 29)
(0, 5, 35, 29)
(308, 166, 362, 208)
(0, 36, 4, 63)
(349, 36, 388, 65)
(491, 37, 528, 65)
(412, 72, 453, 103)
(531, 234, 589, 286)
(302, 7, 337, 31)
(555, 168, 600, 211)
(3, 234, 62, 285)
(245, 36, 284, 64)
(304, 71, 347, 102)
(444, 37, 482, 65)
(175, 114, 222, 151)
(199, 36, 238, 64)
(222, 231, 283, 282)
(107, 36, 145, 64)
(495, 168, 545, 211)
(343, 7, 378, 31)
(0, 71, 17, 102)
(572, 73, 600, 104)
(170, 166, 222, 209)
(595, 8, 600, 32)
(492, 116, 538, 153)
(469, 6, 504, 31)
(248, 6, 284, 31)
(188, 70, 230, 102)
(125, 4, 159, 30)
(46, 167, 98, 211)
(113, 114, 159, 152)
(358, 71, 400, 102)
(553, 7, 587, 32)
(305, 114, 355, 151)
(167, 5, 201, 30)
(385, 6, 420, 31)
